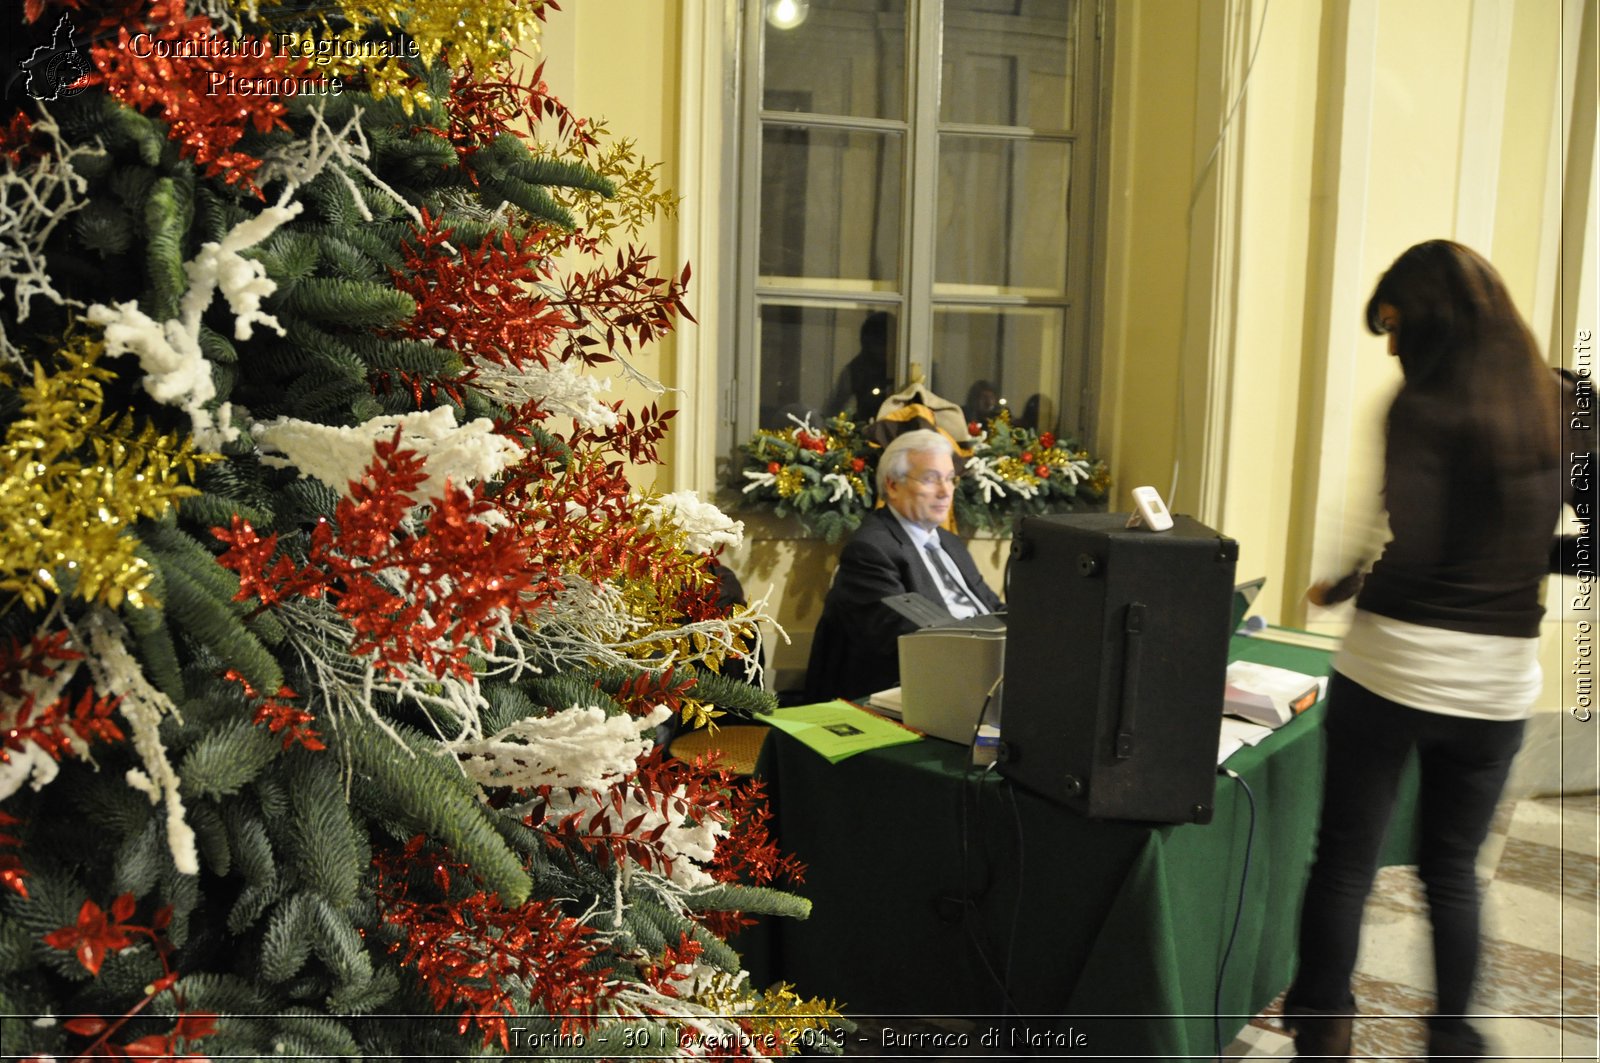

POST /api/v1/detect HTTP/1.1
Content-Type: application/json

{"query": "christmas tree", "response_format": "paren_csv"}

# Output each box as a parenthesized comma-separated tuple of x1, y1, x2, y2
(0, 1, 838, 1057)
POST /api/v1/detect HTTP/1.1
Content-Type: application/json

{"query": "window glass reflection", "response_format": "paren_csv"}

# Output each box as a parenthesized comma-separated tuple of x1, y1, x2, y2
(763, 0, 907, 121)
(759, 304, 901, 428)
(761, 126, 903, 282)
(936, 136, 1069, 292)
(931, 307, 1064, 434)
(940, 0, 1077, 129)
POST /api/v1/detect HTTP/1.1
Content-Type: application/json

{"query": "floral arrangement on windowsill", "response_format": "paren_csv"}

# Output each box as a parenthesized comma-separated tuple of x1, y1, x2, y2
(732, 411, 1111, 542)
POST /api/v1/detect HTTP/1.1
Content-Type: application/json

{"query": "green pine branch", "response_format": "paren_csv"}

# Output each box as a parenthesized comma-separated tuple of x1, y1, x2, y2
(334, 720, 532, 906)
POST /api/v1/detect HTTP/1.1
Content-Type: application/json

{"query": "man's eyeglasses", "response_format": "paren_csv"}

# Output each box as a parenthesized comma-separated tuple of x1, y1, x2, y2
(905, 472, 960, 487)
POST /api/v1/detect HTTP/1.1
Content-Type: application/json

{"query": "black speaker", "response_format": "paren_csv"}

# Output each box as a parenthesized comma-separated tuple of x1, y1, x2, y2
(997, 512, 1237, 823)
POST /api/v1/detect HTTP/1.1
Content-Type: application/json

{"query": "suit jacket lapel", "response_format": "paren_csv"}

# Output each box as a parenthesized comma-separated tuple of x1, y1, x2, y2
(877, 509, 942, 603)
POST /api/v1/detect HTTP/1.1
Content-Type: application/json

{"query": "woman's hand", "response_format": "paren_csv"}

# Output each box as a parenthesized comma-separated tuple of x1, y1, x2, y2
(1306, 570, 1364, 607)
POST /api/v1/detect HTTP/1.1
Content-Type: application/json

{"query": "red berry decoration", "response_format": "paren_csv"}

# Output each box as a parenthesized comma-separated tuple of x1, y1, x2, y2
(767, 461, 781, 474)
(851, 457, 865, 472)
(1035, 464, 1051, 478)
(1039, 431, 1056, 449)
(1021, 451, 1034, 464)
(968, 421, 982, 436)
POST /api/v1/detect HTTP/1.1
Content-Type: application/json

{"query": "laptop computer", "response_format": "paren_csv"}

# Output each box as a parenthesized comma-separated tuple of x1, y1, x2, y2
(896, 614, 1006, 744)
(1232, 577, 1266, 633)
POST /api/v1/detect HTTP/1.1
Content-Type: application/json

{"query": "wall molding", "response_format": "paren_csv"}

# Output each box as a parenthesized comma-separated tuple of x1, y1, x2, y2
(672, 0, 735, 494)
(1305, 0, 1380, 592)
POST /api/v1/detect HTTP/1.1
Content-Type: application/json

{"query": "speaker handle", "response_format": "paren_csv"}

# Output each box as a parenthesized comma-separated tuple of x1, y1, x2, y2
(1113, 602, 1145, 759)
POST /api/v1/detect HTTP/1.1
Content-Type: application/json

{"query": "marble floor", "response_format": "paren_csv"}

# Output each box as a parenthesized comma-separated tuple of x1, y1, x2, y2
(836, 793, 1598, 1061)
(1224, 791, 1598, 1062)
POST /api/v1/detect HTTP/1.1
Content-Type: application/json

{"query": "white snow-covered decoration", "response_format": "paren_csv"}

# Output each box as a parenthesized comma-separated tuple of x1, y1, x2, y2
(470, 358, 620, 430)
(181, 201, 302, 341)
(639, 490, 744, 554)
(86, 300, 235, 449)
(1058, 456, 1094, 485)
(253, 406, 527, 503)
(820, 471, 856, 504)
(455, 703, 670, 792)
(254, 100, 422, 226)
(71, 609, 198, 875)
(0, 741, 62, 801)
(739, 468, 777, 494)
(86, 198, 306, 449)
(0, 107, 101, 366)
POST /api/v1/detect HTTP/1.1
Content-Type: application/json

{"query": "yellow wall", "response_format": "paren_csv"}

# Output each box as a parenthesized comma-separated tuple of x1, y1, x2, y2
(530, 0, 1596, 788)
(534, 3, 686, 493)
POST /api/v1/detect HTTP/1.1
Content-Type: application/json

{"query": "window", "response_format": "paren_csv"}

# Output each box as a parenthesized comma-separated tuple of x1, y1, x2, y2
(729, 0, 1103, 448)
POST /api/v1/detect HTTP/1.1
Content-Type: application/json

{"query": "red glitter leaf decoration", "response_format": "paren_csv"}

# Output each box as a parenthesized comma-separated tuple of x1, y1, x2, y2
(88, 1, 297, 195)
(218, 430, 553, 680)
(374, 840, 615, 1046)
(1, 629, 124, 772)
(222, 671, 325, 751)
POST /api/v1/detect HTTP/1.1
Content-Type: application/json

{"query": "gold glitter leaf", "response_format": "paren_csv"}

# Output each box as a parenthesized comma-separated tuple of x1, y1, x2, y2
(0, 337, 212, 611)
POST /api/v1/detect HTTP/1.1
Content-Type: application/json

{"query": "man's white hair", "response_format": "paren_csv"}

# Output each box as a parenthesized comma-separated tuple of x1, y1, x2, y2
(877, 428, 954, 495)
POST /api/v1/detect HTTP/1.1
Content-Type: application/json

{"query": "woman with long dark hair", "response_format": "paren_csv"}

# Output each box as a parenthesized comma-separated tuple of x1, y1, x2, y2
(1283, 241, 1570, 1061)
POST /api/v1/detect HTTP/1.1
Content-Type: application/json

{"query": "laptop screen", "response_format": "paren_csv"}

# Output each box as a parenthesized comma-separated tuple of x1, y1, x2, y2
(1231, 577, 1266, 632)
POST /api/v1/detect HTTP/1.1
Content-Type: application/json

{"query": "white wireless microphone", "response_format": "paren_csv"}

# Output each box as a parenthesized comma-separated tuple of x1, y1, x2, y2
(1127, 485, 1174, 532)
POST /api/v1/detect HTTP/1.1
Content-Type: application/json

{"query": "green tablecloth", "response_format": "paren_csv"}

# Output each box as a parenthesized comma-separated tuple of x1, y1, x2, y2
(742, 634, 1420, 1058)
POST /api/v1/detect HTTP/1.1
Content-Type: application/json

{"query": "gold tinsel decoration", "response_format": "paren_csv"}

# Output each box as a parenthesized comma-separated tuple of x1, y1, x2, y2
(681, 974, 843, 1054)
(252, 0, 549, 113)
(994, 455, 1041, 486)
(0, 337, 210, 611)
(605, 519, 759, 675)
(774, 467, 804, 499)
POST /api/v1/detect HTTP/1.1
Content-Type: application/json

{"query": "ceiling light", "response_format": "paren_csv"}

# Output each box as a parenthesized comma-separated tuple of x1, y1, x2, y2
(767, 0, 810, 31)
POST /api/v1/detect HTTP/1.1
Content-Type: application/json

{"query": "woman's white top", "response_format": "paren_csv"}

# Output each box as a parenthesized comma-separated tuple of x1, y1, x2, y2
(1334, 609, 1542, 721)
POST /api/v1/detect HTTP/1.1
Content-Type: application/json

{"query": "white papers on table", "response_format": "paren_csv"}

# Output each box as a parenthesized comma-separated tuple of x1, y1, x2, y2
(1224, 661, 1327, 728)
(866, 686, 903, 719)
(1217, 716, 1276, 766)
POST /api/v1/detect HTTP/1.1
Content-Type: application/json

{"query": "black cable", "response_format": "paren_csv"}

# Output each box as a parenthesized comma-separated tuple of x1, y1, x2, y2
(1213, 766, 1257, 1062)
(958, 753, 1022, 1017)
(1001, 770, 1026, 1015)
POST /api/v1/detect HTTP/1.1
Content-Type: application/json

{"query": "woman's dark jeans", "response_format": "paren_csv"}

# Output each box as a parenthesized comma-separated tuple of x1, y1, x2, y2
(1288, 671, 1525, 1020)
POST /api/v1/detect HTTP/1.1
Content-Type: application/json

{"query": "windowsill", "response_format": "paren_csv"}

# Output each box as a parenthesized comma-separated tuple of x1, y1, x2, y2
(717, 492, 1080, 543)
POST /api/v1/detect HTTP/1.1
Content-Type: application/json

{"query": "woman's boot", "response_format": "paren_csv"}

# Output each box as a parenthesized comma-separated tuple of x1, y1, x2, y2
(1426, 1017, 1487, 1061)
(1283, 1003, 1354, 1059)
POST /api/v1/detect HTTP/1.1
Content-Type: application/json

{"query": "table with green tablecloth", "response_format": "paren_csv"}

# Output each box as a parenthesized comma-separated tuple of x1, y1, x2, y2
(741, 633, 1420, 1058)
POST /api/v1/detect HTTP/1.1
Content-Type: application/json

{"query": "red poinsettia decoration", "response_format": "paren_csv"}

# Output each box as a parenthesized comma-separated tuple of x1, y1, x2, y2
(43, 893, 138, 976)
(41, 893, 217, 1059)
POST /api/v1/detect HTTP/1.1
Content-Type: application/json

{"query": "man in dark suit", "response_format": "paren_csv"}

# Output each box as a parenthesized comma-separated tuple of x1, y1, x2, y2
(803, 429, 1004, 702)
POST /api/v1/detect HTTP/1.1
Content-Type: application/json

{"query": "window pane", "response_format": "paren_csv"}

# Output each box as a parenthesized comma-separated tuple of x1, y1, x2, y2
(762, 0, 908, 120)
(935, 136, 1069, 292)
(940, 0, 1077, 129)
(761, 125, 903, 283)
(759, 304, 899, 428)
(931, 307, 1064, 434)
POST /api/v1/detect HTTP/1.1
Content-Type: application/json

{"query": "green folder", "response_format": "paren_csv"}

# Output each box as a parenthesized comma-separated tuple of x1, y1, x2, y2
(762, 700, 922, 763)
